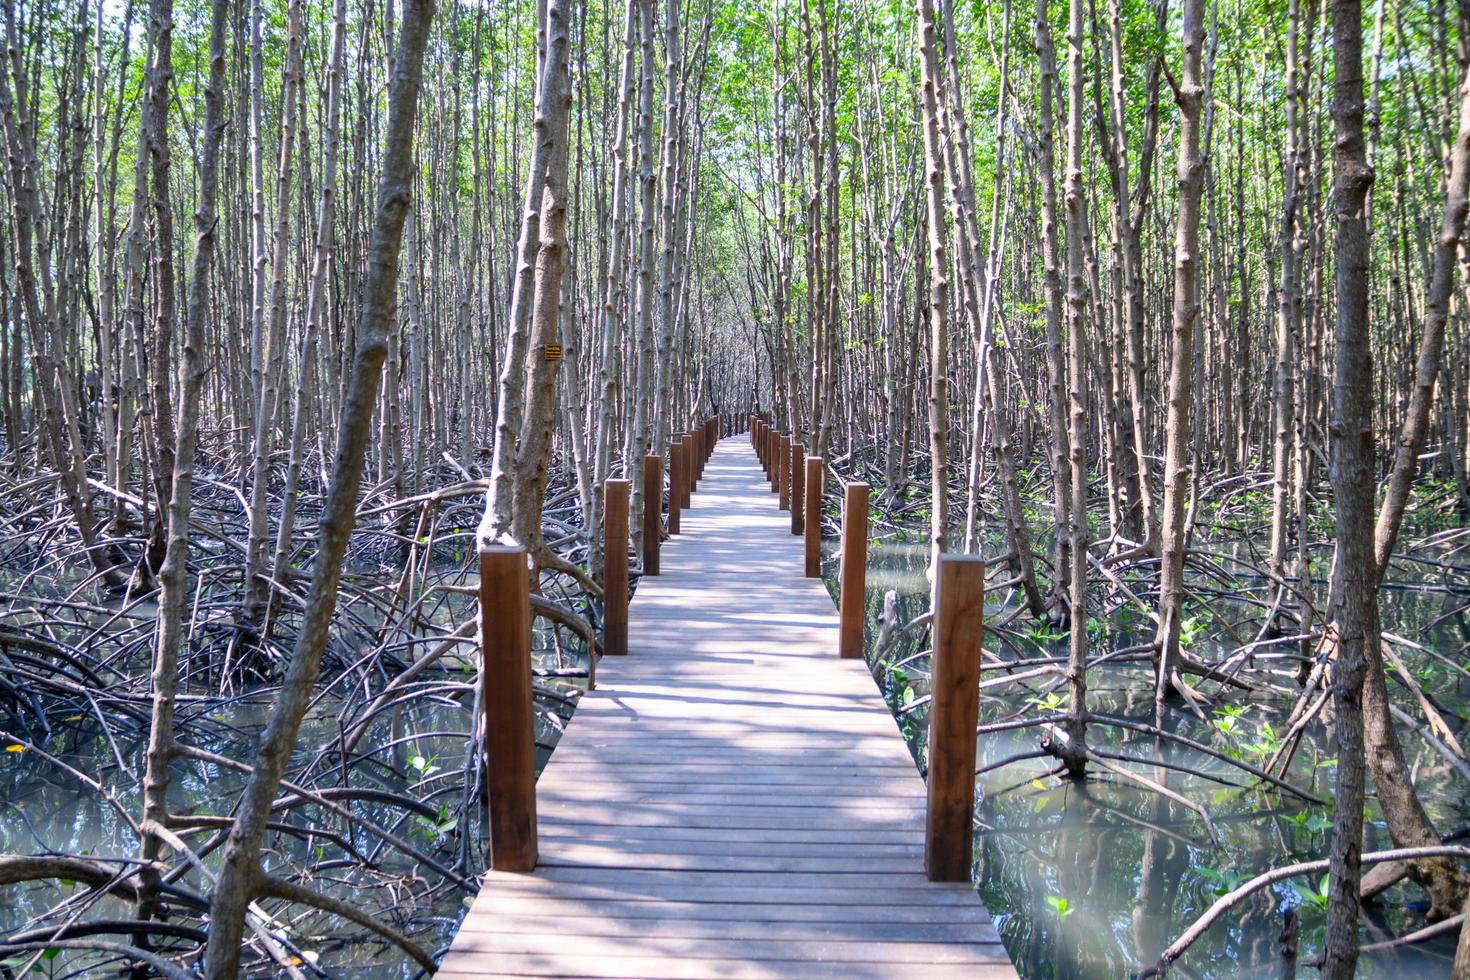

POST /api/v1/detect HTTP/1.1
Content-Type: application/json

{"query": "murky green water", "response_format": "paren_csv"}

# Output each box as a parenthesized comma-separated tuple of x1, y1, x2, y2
(0, 562, 588, 976)
(4, 519, 1467, 977)
(822, 534, 1470, 979)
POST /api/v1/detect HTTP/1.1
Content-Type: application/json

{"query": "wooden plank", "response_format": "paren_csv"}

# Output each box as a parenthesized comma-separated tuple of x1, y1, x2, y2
(437, 958, 1019, 980)
(457, 896, 993, 925)
(472, 879, 980, 907)
(441, 438, 1015, 979)
(539, 850, 927, 873)
(446, 933, 1010, 965)
(537, 836, 926, 857)
(537, 790, 926, 810)
(535, 823, 927, 846)
(536, 773, 925, 794)
(455, 916, 996, 944)
(536, 837, 925, 858)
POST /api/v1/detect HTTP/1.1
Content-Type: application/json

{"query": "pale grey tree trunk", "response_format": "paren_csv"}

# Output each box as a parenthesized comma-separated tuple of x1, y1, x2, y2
(203, 2, 434, 971)
(1154, 0, 1209, 696)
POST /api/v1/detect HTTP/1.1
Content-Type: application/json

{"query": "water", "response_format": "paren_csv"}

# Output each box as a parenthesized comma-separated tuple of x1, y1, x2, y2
(4, 511, 1467, 976)
(0, 561, 589, 977)
(822, 535, 1470, 979)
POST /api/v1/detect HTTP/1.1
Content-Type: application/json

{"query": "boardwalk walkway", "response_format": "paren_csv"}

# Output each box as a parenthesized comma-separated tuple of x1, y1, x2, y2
(439, 437, 1016, 979)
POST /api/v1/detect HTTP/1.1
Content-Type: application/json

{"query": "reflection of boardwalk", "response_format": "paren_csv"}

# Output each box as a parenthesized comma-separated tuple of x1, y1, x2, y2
(439, 439, 1016, 979)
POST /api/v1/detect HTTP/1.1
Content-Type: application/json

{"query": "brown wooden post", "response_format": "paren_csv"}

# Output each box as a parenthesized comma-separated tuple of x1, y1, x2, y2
(925, 554, 985, 882)
(777, 435, 791, 510)
(679, 437, 693, 508)
(805, 456, 823, 577)
(602, 480, 629, 656)
(791, 442, 805, 535)
(667, 441, 682, 535)
(642, 455, 661, 576)
(758, 421, 768, 472)
(838, 481, 869, 659)
(692, 427, 704, 488)
(479, 545, 538, 871)
(768, 429, 779, 493)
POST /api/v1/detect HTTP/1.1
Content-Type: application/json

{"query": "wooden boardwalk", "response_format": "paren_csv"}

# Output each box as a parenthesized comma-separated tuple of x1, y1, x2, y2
(439, 437, 1016, 979)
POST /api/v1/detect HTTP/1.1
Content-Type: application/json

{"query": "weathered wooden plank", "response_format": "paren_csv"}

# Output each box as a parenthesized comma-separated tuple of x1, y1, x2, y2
(538, 848, 924, 873)
(538, 785, 922, 804)
(535, 822, 927, 846)
(530, 867, 942, 889)
(537, 789, 926, 810)
(455, 896, 993, 925)
(437, 958, 1019, 980)
(538, 765, 918, 783)
(446, 933, 1011, 965)
(455, 916, 996, 944)
(537, 835, 926, 858)
(475, 877, 978, 907)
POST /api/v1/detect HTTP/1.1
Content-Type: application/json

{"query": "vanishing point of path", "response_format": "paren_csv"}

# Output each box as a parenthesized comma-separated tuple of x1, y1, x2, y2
(439, 437, 1018, 979)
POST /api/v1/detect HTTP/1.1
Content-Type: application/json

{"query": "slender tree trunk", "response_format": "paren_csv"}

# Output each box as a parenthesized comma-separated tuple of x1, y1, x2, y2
(1032, 0, 1072, 616)
(241, 0, 306, 628)
(1059, 0, 1091, 774)
(915, 0, 950, 573)
(1154, 0, 1208, 695)
(509, 0, 576, 554)
(268, 0, 348, 615)
(139, 0, 228, 919)
(1321, 1, 1375, 972)
(203, 2, 434, 971)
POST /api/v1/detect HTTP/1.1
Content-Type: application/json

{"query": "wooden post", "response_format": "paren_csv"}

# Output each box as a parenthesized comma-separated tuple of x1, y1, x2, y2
(692, 427, 704, 487)
(667, 441, 682, 535)
(791, 442, 805, 535)
(805, 456, 823, 577)
(777, 435, 791, 510)
(679, 436, 693, 508)
(479, 545, 538, 871)
(758, 421, 768, 472)
(642, 455, 661, 576)
(838, 481, 869, 659)
(925, 554, 984, 882)
(602, 480, 629, 656)
(768, 429, 779, 493)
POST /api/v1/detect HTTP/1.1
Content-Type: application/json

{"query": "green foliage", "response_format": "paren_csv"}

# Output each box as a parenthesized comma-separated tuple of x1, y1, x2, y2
(1195, 865, 1243, 898)
(414, 803, 459, 841)
(1026, 691, 1066, 712)
(1294, 874, 1330, 912)
(1211, 703, 1247, 738)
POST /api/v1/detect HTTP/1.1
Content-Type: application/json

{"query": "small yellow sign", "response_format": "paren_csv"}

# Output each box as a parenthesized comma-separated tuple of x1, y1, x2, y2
(544, 344, 563, 362)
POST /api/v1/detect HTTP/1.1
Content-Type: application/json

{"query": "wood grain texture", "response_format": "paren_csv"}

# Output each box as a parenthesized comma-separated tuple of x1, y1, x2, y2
(442, 438, 1014, 978)
(838, 481, 869, 659)
(925, 554, 985, 882)
(601, 480, 629, 656)
(479, 546, 538, 871)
